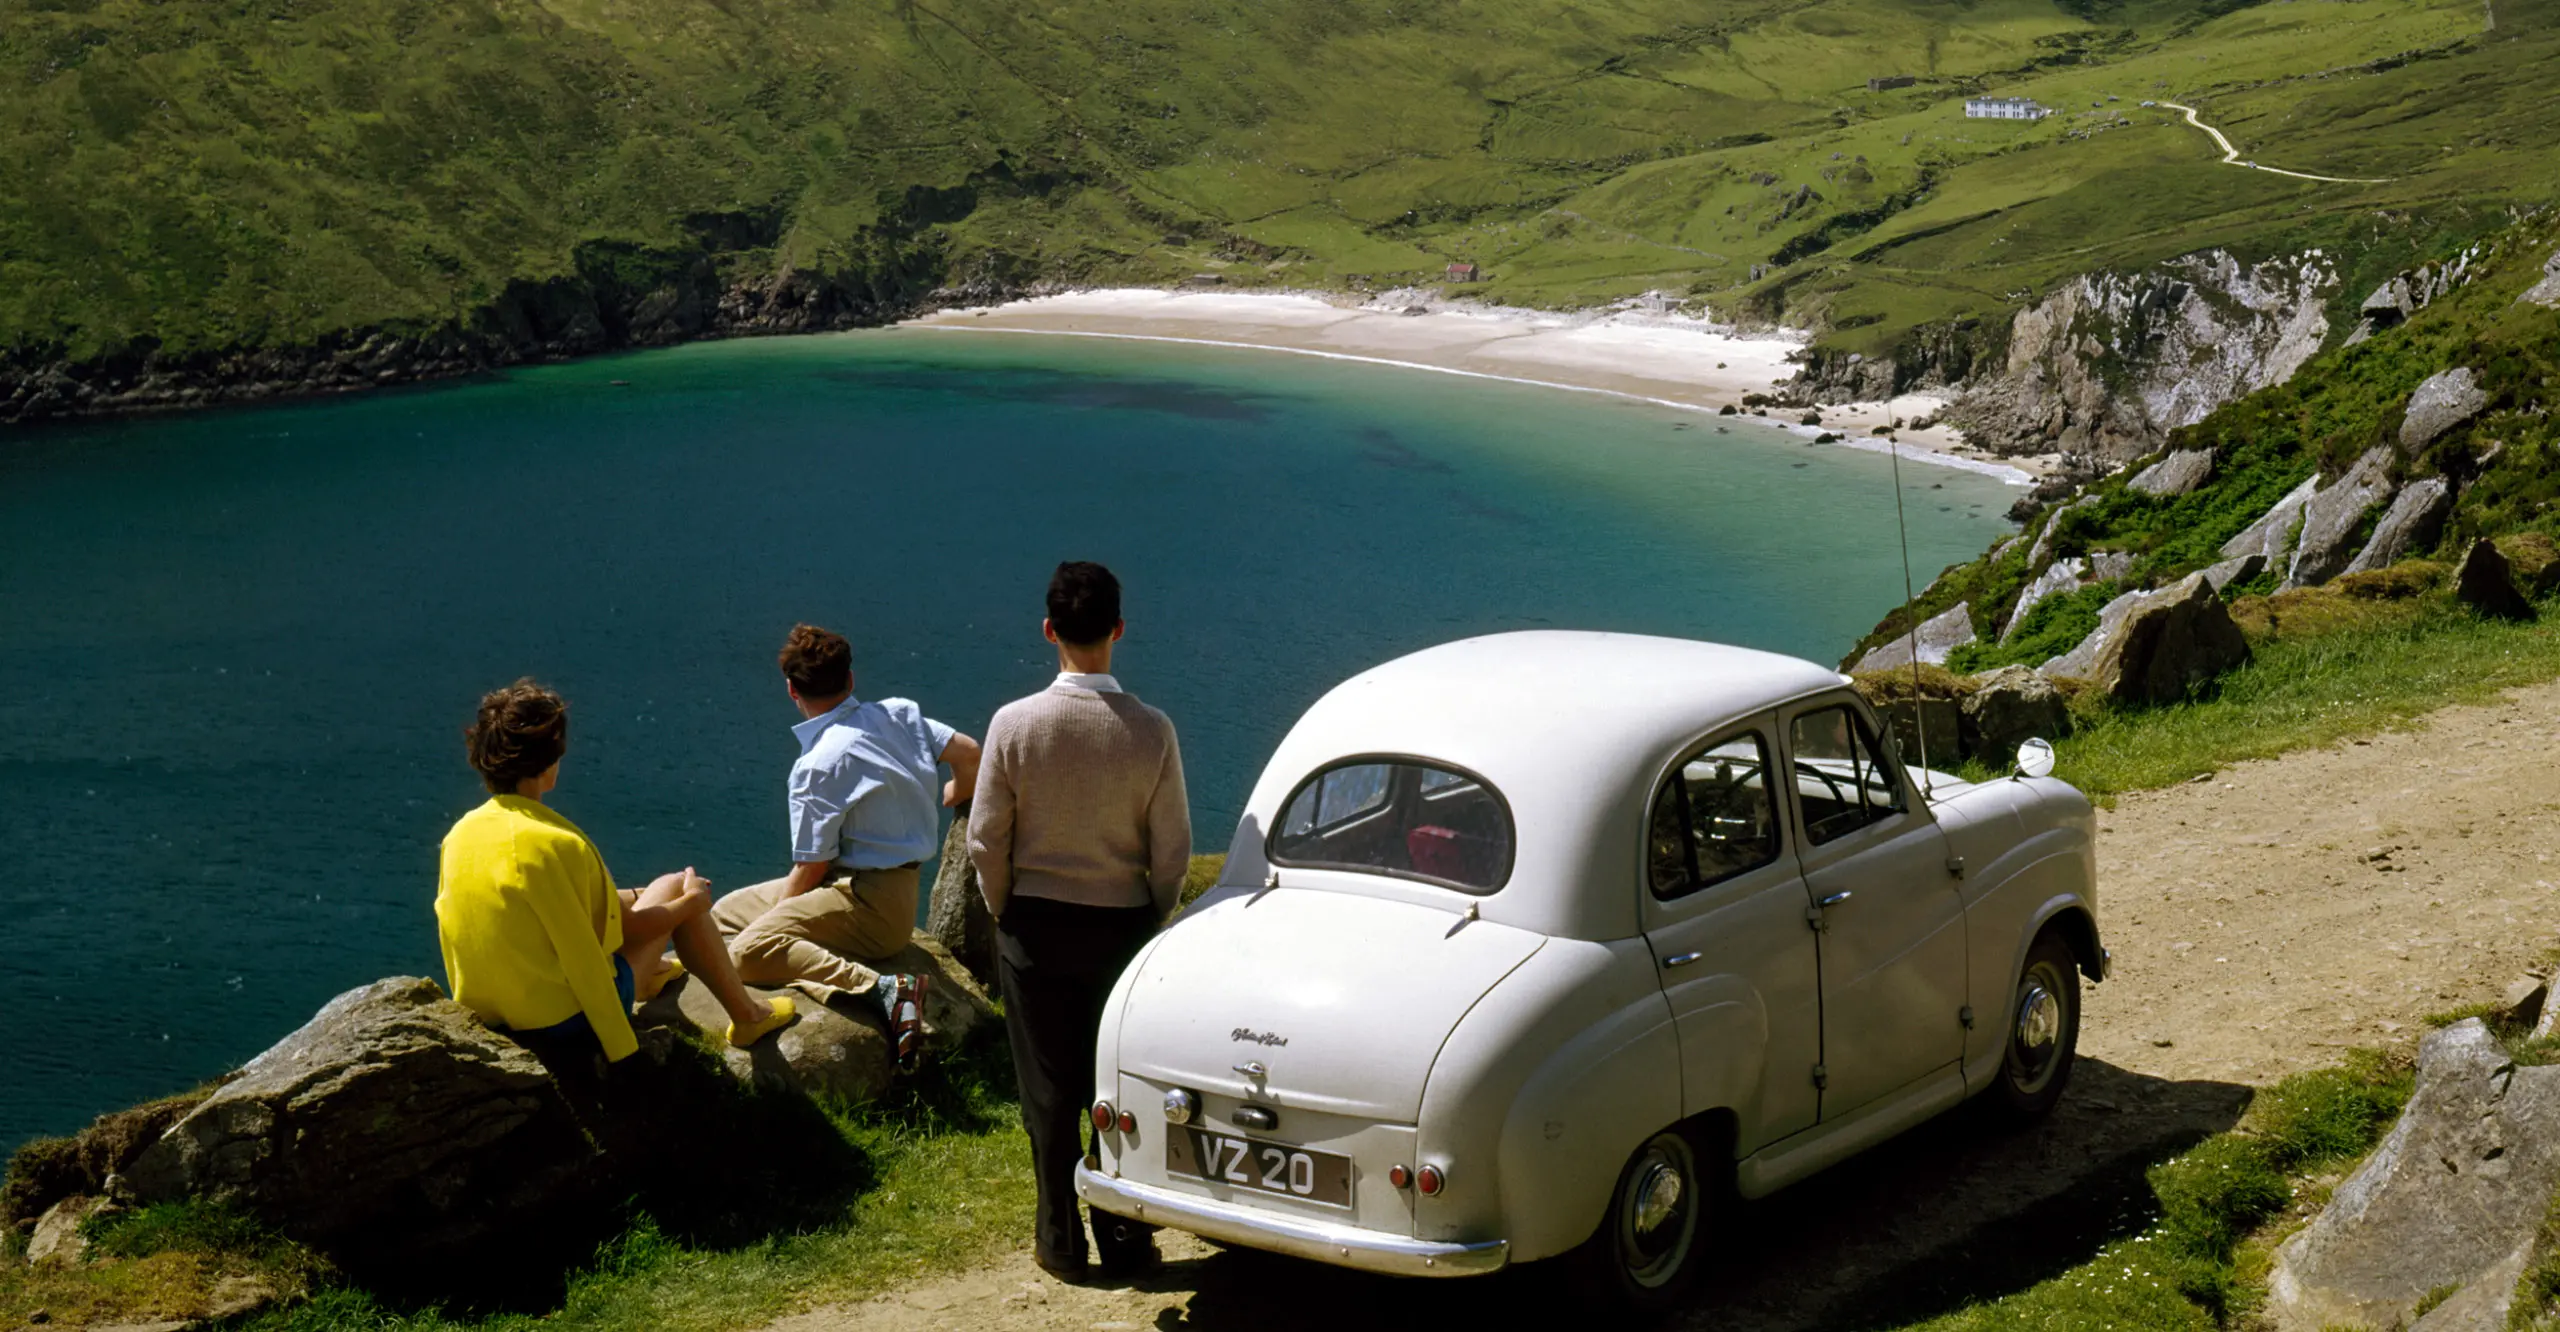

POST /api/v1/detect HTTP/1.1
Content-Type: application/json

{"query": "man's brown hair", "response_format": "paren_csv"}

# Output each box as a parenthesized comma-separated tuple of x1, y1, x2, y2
(779, 624, 853, 698)
(467, 679, 568, 794)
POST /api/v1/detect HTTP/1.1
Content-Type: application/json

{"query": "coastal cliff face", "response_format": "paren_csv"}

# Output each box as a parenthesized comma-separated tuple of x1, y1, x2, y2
(1945, 249, 2340, 464)
(0, 235, 1040, 424)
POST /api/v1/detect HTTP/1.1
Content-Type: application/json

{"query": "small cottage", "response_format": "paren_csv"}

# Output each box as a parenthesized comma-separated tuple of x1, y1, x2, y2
(1445, 261, 1480, 283)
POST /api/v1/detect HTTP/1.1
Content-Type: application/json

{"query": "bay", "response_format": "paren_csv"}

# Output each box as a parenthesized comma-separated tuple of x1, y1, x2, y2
(0, 329, 2014, 1148)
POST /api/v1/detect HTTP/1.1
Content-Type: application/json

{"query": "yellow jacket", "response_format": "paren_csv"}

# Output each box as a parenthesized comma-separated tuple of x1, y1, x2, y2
(435, 795, 638, 1061)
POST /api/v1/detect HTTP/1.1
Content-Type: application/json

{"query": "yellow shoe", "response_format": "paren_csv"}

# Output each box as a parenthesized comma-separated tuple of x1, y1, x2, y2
(728, 995, 798, 1049)
(635, 958, 686, 1004)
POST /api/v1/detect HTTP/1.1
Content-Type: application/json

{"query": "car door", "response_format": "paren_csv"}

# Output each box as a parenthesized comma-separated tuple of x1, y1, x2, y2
(1639, 717, 1823, 1154)
(1780, 696, 1969, 1121)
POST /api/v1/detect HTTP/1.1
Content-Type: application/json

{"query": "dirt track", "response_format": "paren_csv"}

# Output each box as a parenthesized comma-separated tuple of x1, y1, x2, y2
(771, 681, 2560, 1332)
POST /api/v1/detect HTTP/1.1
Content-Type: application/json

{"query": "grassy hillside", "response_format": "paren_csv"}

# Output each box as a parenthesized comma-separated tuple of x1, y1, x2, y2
(2, 0, 2553, 372)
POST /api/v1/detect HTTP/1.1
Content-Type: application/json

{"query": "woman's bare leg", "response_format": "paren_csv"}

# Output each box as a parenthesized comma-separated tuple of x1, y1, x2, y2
(621, 869, 774, 1027)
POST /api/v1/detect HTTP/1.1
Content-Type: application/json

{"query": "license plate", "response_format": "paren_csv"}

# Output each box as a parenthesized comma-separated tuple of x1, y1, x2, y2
(1167, 1128, 1353, 1208)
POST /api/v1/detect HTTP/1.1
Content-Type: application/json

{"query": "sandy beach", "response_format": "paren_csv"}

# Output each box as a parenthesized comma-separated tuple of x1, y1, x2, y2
(907, 289, 2044, 483)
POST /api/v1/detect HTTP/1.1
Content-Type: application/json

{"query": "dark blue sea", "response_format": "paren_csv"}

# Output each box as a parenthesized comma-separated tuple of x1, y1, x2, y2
(0, 329, 2016, 1148)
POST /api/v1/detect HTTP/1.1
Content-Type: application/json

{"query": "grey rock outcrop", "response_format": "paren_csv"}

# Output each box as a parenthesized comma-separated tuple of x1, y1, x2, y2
(1952, 249, 2336, 462)
(2267, 1020, 2560, 1332)
(2341, 477, 2451, 576)
(2088, 550, 2135, 583)
(1873, 697, 1962, 772)
(2286, 447, 2397, 588)
(925, 812, 995, 981)
(1961, 666, 2072, 759)
(2043, 574, 2247, 703)
(2456, 539, 2536, 620)
(1853, 602, 1977, 673)
(2222, 475, 2319, 567)
(2399, 367, 2489, 452)
(635, 931, 993, 1104)
(2129, 448, 2214, 496)
(2200, 551, 2266, 594)
(2519, 250, 2560, 309)
(27, 1195, 107, 1264)
(119, 977, 609, 1258)
(2004, 561, 2086, 640)
(2024, 496, 2095, 571)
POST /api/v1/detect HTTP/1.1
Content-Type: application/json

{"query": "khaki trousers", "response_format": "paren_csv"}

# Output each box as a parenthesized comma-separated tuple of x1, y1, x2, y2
(712, 865, 918, 998)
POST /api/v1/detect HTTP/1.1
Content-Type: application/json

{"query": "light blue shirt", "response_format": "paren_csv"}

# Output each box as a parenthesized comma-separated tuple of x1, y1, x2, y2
(788, 696, 957, 870)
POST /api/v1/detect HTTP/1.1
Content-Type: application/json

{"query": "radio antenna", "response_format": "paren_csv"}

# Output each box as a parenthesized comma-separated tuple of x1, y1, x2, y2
(1886, 426, 1934, 797)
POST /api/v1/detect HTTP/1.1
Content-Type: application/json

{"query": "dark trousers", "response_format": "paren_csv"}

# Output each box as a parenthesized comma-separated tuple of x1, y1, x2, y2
(996, 894, 1160, 1267)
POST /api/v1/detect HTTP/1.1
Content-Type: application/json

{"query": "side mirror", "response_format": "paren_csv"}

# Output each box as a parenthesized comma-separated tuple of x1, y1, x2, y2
(2015, 738, 2056, 780)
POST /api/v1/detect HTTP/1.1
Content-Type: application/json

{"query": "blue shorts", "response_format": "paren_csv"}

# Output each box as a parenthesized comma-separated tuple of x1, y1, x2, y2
(519, 954, 636, 1049)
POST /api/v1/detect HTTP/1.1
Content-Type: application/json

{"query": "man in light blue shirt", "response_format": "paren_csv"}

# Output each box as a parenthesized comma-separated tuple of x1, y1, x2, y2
(713, 625, 979, 1067)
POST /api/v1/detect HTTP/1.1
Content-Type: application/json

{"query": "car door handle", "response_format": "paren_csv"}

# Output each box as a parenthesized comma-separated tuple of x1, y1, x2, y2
(1817, 890, 1854, 908)
(1661, 951, 1704, 968)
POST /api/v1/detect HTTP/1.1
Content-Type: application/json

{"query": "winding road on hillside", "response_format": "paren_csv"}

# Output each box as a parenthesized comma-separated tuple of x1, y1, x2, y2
(2160, 101, 2394, 184)
(770, 679, 2560, 1331)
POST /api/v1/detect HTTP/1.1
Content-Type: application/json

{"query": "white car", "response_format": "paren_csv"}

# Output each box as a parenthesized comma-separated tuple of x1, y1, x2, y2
(1076, 631, 2104, 1309)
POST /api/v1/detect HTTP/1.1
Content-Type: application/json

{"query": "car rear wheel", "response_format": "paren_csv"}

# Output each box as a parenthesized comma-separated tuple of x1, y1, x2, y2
(1571, 1127, 1709, 1315)
(1993, 930, 2081, 1119)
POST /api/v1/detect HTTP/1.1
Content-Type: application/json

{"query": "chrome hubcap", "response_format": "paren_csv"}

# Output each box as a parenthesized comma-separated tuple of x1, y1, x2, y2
(1632, 1161, 1684, 1236)
(2016, 984, 2060, 1056)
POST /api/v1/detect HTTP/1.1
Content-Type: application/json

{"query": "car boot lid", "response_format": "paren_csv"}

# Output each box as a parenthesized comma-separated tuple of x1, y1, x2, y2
(1119, 885, 1545, 1122)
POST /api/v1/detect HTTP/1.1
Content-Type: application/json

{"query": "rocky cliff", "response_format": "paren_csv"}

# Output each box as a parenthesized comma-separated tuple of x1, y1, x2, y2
(1945, 249, 2340, 464)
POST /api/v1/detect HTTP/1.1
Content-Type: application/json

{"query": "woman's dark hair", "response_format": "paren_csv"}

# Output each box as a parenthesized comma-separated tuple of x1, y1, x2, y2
(1047, 561, 1122, 646)
(467, 679, 568, 794)
(778, 624, 854, 698)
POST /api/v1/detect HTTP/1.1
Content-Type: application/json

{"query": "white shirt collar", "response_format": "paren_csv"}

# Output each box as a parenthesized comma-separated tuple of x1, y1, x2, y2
(1052, 672, 1123, 694)
(790, 696, 863, 753)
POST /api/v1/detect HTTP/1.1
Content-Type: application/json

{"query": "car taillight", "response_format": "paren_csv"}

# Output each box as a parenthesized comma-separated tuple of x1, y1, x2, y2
(1416, 1164, 1446, 1196)
(1387, 1164, 1412, 1190)
(1092, 1101, 1115, 1131)
(1117, 1110, 1137, 1133)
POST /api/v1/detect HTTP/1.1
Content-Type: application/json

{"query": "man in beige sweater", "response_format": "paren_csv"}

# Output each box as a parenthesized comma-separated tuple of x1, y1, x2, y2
(969, 561, 1189, 1283)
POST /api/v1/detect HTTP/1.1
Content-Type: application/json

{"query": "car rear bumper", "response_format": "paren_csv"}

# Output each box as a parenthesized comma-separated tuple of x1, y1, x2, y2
(1074, 1164, 1510, 1278)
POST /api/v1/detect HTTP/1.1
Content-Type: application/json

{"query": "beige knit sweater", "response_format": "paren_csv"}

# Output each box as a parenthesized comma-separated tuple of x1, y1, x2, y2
(968, 683, 1191, 917)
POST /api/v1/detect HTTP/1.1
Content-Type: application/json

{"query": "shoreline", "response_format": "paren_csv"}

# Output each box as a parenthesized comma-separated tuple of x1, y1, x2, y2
(906, 289, 2047, 484)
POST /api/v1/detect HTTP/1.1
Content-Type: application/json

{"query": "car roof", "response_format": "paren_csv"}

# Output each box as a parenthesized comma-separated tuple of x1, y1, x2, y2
(1219, 631, 1854, 940)
(1296, 631, 1846, 774)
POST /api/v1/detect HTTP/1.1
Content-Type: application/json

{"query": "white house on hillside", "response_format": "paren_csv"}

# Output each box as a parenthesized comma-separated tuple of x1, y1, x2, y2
(1964, 97, 2050, 120)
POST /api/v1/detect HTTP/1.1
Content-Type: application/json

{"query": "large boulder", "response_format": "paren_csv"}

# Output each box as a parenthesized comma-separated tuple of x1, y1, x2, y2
(2200, 550, 2266, 594)
(924, 810, 995, 981)
(634, 930, 994, 1104)
(2523, 250, 2560, 308)
(2044, 574, 2247, 703)
(2399, 367, 2489, 452)
(1961, 666, 2072, 760)
(2456, 539, 2536, 620)
(2267, 1020, 2560, 1332)
(2221, 475, 2318, 566)
(2341, 477, 2452, 576)
(1852, 602, 1976, 673)
(2004, 560, 2085, 640)
(118, 977, 611, 1273)
(2285, 447, 2397, 589)
(2129, 448, 2214, 496)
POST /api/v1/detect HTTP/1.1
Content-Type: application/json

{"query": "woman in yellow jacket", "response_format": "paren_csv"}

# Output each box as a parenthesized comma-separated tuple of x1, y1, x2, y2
(437, 679, 797, 1059)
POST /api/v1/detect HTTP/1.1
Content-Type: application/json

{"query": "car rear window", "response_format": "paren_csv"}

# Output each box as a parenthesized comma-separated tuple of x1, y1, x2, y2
(1268, 758, 1515, 893)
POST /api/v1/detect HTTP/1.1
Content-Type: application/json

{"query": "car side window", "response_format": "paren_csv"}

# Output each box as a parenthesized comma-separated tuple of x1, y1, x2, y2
(1789, 705, 1906, 846)
(1648, 732, 1782, 900)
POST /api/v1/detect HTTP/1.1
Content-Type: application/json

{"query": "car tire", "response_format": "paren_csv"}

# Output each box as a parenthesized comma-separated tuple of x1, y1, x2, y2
(1992, 929, 2081, 1120)
(1569, 1125, 1712, 1316)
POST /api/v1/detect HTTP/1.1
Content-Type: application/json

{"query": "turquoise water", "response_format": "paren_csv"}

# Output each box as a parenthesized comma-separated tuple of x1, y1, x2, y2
(0, 330, 2014, 1148)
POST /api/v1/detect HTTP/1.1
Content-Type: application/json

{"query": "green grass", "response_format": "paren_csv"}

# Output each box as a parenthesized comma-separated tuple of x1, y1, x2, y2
(2049, 599, 2560, 795)
(1, 0, 2552, 380)
(1890, 1052, 2411, 1332)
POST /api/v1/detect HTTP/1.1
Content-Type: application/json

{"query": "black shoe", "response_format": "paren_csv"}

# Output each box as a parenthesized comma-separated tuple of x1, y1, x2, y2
(1094, 1218, 1162, 1281)
(1034, 1249, 1090, 1285)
